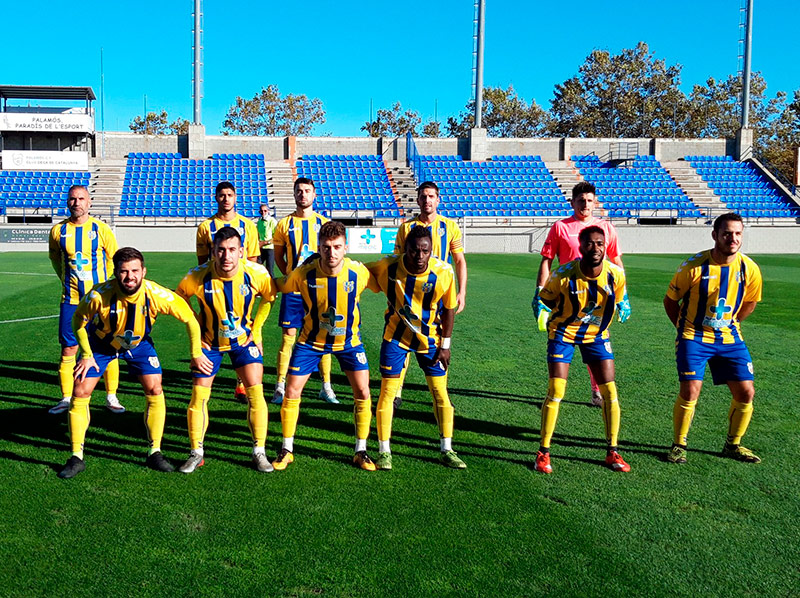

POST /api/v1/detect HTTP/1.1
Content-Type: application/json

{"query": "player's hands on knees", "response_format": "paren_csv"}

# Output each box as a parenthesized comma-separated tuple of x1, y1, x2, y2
(433, 348, 451, 371)
(191, 354, 215, 376)
(616, 291, 632, 323)
(74, 357, 99, 382)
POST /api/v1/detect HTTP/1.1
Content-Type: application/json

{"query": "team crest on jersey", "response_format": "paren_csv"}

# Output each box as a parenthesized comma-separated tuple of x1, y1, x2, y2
(438, 227, 446, 236)
(149, 356, 160, 369)
(422, 282, 434, 293)
(239, 284, 251, 297)
(356, 351, 367, 364)
(87, 230, 97, 241)
(249, 345, 260, 358)
(314, 222, 321, 233)
(343, 281, 355, 293)
(238, 226, 245, 236)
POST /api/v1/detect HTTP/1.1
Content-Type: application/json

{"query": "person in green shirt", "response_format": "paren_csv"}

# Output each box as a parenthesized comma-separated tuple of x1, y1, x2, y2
(257, 203, 278, 277)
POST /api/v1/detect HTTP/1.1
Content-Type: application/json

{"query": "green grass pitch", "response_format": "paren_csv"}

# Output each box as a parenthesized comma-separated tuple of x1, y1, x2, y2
(0, 252, 798, 597)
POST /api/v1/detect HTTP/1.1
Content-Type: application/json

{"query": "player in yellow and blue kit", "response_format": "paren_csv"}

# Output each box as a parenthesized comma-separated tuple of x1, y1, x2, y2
(271, 221, 378, 472)
(57, 247, 213, 479)
(271, 177, 336, 405)
(369, 225, 466, 470)
(177, 227, 277, 473)
(664, 212, 763, 464)
(391, 181, 468, 408)
(48, 185, 123, 415)
(535, 226, 631, 474)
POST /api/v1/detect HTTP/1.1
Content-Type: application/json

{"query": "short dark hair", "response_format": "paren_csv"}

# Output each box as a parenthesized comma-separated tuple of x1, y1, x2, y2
(572, 181, 596, 199)
(405, 224, 433, 250)
(113, 247, 144, 270)
(713, 212, 744, 233)
(215, 181, 236, 196)
(294, 177, 315, 191)
(578, 225, 605, 244)
(213, 226, 242, 246)
(417, 181, 439, 197)
(319, 220, 346, 241)
(67, 184, 89, 197)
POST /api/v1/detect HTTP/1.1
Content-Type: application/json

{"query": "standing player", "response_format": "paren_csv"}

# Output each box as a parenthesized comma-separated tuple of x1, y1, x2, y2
(195, 181, 260, 403)
(391, 181, 468, 408)
(369, 226, 466, 470)
(257, 203, 278, 276)
(176, 227, 277, 473)
(532, 181, 628, 407)
(57, 247, 213, 479)
(534, 226, 631, 475)
(48, 185, 123, 415)
(271, 177, 336, 405)
(663, 213, 762, 464)
(271, 221, 377, 471)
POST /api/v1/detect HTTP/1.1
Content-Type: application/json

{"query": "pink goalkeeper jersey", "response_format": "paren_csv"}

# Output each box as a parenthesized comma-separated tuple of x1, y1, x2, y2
(540, 216, 621, 264)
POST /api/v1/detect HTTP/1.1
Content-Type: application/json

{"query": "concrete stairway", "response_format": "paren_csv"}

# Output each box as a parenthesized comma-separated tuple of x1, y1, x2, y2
(546, 161, 582, 201)
(386, 160, 416, 217)
(662, 161, 726, 211)
(264, 160, 296, 218)
(88, 159, 125, 223)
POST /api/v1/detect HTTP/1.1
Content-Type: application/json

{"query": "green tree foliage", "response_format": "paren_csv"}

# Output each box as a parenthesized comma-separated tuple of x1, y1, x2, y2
(222, 85, 325, 136)
(362, 102, 422, 137)
(129, 110, 189, 135)
(549, 42, 687, 137)
(446, 86, 549, 137)
(421, 120, 442, 137)
(759, 89, 800, 182)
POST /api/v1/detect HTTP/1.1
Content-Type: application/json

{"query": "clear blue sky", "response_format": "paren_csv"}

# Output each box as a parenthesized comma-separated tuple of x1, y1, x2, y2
(3, 1, 796, 135)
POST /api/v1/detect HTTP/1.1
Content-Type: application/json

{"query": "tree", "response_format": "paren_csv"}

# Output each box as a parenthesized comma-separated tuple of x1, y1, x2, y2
(549, 42, 689, 138)
(421, 120, 442, 137)
(446, 86, 549, 137)
(759, 89, 800, 182)
(362, 102, 422, 137)
(222, 85, 325, 136)
(129, 110, 189, 135)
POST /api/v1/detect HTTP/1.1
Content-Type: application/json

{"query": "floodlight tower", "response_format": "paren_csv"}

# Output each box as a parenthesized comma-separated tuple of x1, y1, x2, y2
(740, 0, 753, 128)
(473, 0, 485, 128)
(192, 0, 203, 125)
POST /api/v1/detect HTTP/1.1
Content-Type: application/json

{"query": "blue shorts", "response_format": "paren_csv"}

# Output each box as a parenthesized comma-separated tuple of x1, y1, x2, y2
(85, 338, 162, 378)
(288, 343, 369, 376)
(547, 337, 614, 364)
(676, 338, 754, 385)
(192, 342, 263, 378)
(278, 292, 304, 329)
(380, 340, 447, 377)
(59, 303, 78, 347)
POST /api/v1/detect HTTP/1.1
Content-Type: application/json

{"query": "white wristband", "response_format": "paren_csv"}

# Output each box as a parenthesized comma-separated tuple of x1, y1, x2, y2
(441, 337, 451, 350)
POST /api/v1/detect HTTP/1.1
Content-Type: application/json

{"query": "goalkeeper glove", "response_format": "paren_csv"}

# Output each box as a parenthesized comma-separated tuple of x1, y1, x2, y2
(532, 287, 551, 332)
(616, 291, 631, 323)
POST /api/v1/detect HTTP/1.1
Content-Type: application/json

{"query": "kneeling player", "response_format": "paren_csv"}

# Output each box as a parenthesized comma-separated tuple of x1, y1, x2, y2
(534, 226, 631, 474)
(176, 227, 277, 473)
(57, 247, 212, 479)
(367, 226, 466, 470)
(272, 221, 377, 471)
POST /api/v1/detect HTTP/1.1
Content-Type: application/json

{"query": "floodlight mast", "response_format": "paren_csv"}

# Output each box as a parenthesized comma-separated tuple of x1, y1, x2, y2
(740, 0, 753, 128)
(474, 0, 485, 128)
(193, 0, 203, 125)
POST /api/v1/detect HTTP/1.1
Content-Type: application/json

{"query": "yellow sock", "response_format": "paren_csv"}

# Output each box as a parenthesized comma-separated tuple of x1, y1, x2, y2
(599, 381, 620, 447)
(426, 375, 454, 439)
(320, 353, 332, 384)
(103, 358, 119, 395)
(395, 354, 410, 398)
(541, 377, 566, 449)
(673, 396, 697, 446)
(68, 395, 91, 458)
(246, 384, 268, 448)
(188, 385, 211, 451)
(276, 332, 296, 385)
(281, 397, 302, 439)
(377, 378, 402, 442)
(353, 395, 373, 441)
(727, 399, 754, 445)
(59, 354, 76, 399)
(144, 393, 166, 452)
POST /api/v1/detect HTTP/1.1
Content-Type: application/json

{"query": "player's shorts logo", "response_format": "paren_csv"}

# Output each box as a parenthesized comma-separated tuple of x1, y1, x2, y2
(148, 356, 160, 368)
(343, 281, 355, 293)
(604, 342, 612, 353)
(356, 351, 367, 364)
(747, 362, 753, 374)
(249, 345, 260, 358)
(239, 284, 250, 297)
(422, 282, 434, 293)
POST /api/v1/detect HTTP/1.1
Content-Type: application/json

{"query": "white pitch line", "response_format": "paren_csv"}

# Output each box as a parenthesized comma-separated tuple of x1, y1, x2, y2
(0, 314, 59, 324)
(0, 271, 56, 276)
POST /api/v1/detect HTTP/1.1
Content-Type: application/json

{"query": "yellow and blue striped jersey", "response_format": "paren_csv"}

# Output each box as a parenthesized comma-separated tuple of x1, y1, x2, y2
(540, 259, 626, 344)
(393, 214, 464, 262)
(196, 214, 260, 261)
(177, 260, 277, 350)
(366, 255, 457, 352)
(48, 217, 117, 305)
(273, 212, 329, 274)
(74, 278, 200, 356)
(666, 250, 762, 344)
(281, 257, 375, 352)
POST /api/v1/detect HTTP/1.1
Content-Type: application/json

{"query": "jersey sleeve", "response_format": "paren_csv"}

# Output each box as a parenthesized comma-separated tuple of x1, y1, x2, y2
(48, 225, 63, 279)
(393, 223, 408, 254)
(195, 221, 211, 260)
(440, 267, 457, 310)
(743, 259, 763, 303)
(282, 267, 302, 294)
(448, 220, 464, 254)
(666, 261, 694, 301)
(176, 268, 200, 304)
(539, 222, 562, 260)
(539, 267, 563, 302)
(244, 219, 260, 259)
(604, 222, 622, 261)
(256, 267, 277, 302)
(273, 218, 288, 248)
(148, 282, 203, 357)
(613, 265, 627, 297)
